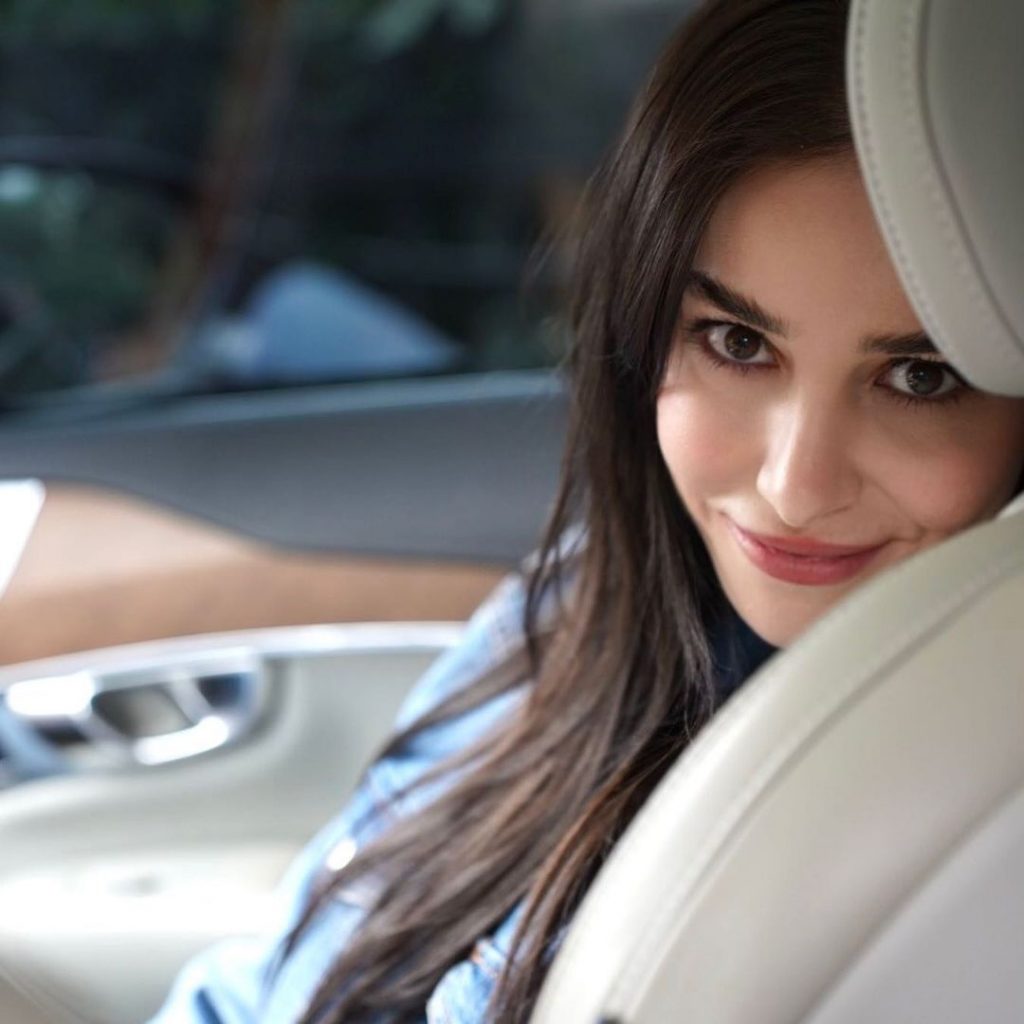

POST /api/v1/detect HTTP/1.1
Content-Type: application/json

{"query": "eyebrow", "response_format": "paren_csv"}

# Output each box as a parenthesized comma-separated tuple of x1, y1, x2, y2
(688, 270, 940, 358)
(859, 332, 939, 357)
(688, 271, 788, 336)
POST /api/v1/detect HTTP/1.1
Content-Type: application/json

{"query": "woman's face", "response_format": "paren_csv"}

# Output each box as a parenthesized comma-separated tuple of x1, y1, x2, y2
(657, 156, 1024, 647)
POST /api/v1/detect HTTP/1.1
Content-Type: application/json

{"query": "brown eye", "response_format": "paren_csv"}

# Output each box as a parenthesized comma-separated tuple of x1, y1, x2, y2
(724, 327, 762, 360)
(884, 359, 962, 400)
(705, 323, 774, 365)
(905, 362, 945, 395)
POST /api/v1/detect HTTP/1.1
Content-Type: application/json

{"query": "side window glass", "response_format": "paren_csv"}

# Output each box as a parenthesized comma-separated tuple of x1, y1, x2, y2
(0, 0, 686, 406)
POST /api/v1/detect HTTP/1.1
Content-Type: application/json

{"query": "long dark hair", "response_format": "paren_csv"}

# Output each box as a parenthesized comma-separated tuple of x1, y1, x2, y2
(287, 1, 852, 1020)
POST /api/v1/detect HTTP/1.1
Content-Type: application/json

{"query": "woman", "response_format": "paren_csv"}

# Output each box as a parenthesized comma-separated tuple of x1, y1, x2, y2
(153, 0, 1024, 1021)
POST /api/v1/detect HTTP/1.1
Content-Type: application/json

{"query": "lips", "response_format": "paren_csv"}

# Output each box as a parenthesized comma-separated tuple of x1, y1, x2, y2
(726, 519, 888, 586)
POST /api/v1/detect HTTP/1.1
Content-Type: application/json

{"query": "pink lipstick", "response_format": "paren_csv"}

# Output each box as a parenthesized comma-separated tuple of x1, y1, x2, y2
(727, 520, 887, 586)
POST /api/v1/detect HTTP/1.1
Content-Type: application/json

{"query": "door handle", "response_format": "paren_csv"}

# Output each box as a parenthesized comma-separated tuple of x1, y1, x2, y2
(2, 648, 270, 777)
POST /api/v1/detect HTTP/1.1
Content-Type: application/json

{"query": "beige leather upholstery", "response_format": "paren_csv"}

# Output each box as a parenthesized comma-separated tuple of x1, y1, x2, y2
(0, 626, 457, 1024)
(532, 1, 1024, 1020)
(847, 0, 1024, 396)
(532, 507, 1024, 1023)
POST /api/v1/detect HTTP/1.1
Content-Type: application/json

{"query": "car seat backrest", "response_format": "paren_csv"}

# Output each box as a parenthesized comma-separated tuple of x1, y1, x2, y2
(532, 508, 1024, 1024)
(530, 2, 1024, 1021)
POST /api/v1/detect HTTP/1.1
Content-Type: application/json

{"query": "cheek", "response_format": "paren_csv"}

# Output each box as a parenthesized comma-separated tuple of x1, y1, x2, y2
(656, 385, 759, 508)
(874, 410, 1024, 537)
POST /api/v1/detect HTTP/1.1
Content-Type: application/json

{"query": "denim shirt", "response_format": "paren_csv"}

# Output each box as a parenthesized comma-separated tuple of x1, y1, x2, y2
(149, 574, 774, 1024)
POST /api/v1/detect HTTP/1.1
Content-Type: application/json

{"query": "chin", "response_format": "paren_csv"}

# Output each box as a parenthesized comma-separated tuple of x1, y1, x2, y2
(738, 613, 797, 649)
(729, 587, 844, 649)
(747, 617, 802, 649)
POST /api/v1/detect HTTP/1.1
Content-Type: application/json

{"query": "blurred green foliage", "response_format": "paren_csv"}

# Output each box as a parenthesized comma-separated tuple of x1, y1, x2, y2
(0, 167, 174, 393)
(0, 0, 675, 398)
(0, 0, 223, 40)
(0, 0, 503, 48)
(354, 0, 503, 54)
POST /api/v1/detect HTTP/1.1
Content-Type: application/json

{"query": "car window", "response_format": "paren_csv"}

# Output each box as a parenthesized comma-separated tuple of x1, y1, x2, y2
(0, 0, 688, 407)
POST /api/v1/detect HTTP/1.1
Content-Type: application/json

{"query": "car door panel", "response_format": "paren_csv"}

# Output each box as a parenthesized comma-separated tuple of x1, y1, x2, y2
(0, 483, 504, 664)
(0, 369, 557, 1022)
(0, 371, 566, 563)
(0, 625, 461, 1024)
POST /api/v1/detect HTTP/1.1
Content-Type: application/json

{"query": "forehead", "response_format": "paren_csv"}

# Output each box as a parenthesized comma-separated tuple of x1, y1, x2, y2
(694, 156, 923, 339)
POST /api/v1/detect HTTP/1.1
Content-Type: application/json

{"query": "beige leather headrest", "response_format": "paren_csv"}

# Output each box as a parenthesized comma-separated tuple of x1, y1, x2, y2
(847, 0, 1024, 395)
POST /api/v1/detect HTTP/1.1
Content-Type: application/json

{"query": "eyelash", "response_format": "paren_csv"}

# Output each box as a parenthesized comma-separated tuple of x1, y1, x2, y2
(683, 318, 970, 409)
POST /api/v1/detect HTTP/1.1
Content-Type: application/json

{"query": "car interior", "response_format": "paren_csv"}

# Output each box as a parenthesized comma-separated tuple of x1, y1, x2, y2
(0, 0, 1020, 1021)
(0, 1, 605, 1017)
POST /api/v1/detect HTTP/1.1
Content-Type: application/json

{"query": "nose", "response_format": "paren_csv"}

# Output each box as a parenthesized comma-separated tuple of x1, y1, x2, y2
(755, 393, 862, 530)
